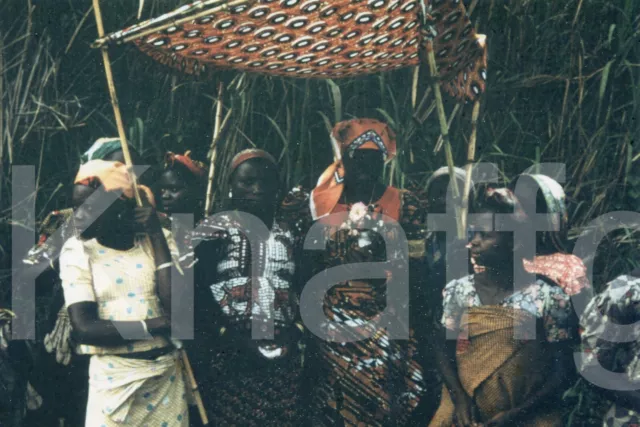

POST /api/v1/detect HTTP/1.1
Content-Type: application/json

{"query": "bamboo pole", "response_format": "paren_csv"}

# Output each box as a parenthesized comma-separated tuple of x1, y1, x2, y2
(92, 1, 209, 424)
(179, 348, 209, 424)
(425, 40, 464, 239)
(461, 100, 481, 231)
(433, 103, 460, 153)
(92, 0, 142, 206)
(92, 0, 250, 48)
(205, 81, 225, 217)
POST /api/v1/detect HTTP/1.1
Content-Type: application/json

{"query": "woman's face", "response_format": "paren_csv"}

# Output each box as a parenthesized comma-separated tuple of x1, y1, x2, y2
(343, 149, 384, 186)
(158, 169, 191, 214)
(229, 159, 279, 210)
(72, 184, 130, 240)
(468, 230, 514, 270)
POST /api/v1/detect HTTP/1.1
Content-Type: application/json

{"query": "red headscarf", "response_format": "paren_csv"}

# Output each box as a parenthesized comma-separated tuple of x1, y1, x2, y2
(310, 118, 396, 220)
(165, 150, 206, 179)
(229, 149, 277, 175)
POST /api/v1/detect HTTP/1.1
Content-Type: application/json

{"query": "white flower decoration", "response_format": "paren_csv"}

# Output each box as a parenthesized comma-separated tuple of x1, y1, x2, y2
(349, 202, 368, 224)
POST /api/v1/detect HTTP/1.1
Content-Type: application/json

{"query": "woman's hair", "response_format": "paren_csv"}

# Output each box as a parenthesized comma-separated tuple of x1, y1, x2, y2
(473, 186, 525, 217)
(472, 187, 529, 255)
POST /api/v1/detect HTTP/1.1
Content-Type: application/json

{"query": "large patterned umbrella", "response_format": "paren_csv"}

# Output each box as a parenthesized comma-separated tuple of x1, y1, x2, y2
(94, 0, 487, 102)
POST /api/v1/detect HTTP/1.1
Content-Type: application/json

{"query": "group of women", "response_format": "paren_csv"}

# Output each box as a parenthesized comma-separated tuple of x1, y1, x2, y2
(5, 117, 638, 426)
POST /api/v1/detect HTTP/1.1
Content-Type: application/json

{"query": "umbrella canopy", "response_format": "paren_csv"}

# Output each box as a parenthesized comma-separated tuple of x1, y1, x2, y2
(94, 0, 487, 101)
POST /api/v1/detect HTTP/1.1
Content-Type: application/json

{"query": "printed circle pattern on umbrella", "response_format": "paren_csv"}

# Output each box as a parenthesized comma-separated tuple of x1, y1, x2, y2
(105, 0, 487, 101)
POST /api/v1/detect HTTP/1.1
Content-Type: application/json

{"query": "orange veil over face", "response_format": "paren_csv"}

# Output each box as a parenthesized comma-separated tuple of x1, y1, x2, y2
(74, 160, 155, 206)
(310, 118, 396, 219)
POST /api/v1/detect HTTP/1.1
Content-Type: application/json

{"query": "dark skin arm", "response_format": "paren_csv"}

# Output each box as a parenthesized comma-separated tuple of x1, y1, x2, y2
(68, 302, 169, 347)
(134, 200, 173, 318)
(433, 325, 481, 426)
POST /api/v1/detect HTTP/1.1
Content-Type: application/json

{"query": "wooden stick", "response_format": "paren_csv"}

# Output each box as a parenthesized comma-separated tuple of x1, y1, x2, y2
(92, 0, 142, 206)
(434, 103, 460, 153)
(180, 349, 209, 425)
(205, 81, 225, 217)
(93, 1, 209, 424)
(92, 0, 250, 48)
(411, 66, 419, 110)
(426, 41, 464, 239)
(460, 99, 481, 231)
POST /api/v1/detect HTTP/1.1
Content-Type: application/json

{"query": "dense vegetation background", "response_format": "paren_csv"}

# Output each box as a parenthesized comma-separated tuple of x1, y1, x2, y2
(0, 0, 639, 423)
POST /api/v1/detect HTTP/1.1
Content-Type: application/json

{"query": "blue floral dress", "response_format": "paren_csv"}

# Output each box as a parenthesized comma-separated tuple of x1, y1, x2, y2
(441, 275, 576, 342)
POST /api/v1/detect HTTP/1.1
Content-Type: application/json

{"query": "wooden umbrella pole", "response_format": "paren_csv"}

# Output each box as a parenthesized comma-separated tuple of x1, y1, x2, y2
(92, 0, 250, 48)
(434, 103, 460, 153)
(205, 81, 225, 217)
(461, 99, 481, 231)
(93, 0, 142, 206)
(92, 1, 209, 424)
(426, 41, 464, 239)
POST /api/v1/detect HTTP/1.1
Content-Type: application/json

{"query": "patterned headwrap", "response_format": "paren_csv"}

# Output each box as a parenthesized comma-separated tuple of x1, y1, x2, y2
(229, 149, 278, 176)
(80, 137, 140, 164)
(74, 160, 155, 206)
(475, 187, 528, 224)
(310, 118, 396, 220)
(512, 174, 568, 253)
(164, 150, 206, 179)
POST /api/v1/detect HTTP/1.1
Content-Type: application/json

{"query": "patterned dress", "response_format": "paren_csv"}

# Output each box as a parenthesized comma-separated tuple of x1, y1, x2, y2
(580, 271, 640, 427)
(190, 208, 307, 426)
(299, 186, 430, 426)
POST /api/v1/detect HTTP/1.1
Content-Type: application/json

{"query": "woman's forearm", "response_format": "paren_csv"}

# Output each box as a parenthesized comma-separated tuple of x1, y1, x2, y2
(68, 302, 168, 347)
(148, 231, 172, 314)
(71, 316, 168, 347)
(434, 332, 467, 402)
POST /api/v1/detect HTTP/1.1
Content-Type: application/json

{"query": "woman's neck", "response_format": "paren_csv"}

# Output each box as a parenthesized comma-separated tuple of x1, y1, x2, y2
(97, 230, 136, 251)
(343, 181, 385, 205)
(231, 204, 275, 230)
(482, 259, 527, 290)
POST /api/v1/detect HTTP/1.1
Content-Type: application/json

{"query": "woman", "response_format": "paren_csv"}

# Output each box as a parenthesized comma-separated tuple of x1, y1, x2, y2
(157, 150, 206, 218)
(156, 150, 206, 269)
(304, 118, 428, 426)
(23, 138, 142, 426)
(59, 159, 188, 426)
(510, 173, 589, 297)
(430, 187, 577, 427)
(190, 149, 306, 426)
(580, 268, 640, 426)
(472, 174, 589, 298)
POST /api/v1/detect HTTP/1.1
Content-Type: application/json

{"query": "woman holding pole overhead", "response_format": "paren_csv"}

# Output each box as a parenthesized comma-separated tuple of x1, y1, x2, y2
(59, 159, 188, 426)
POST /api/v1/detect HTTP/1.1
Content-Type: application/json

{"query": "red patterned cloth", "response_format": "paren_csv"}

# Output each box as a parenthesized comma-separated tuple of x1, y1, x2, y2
(164, 150, 206, 178)
(472, 253, 589, 297)
(522, 253, 589, 296)
(100, 0, 488, 101)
